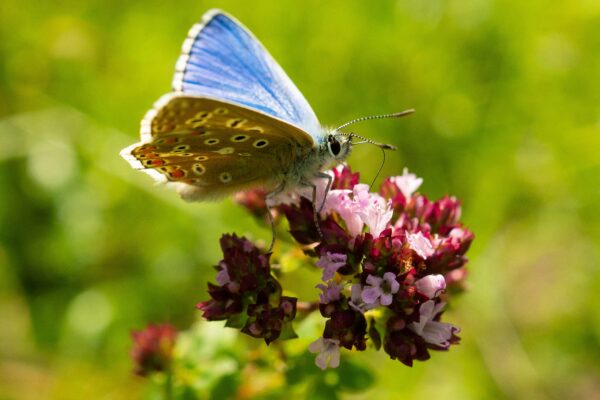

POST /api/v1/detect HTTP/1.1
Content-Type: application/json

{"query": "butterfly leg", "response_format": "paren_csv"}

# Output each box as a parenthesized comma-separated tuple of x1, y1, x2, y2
(300, 179, 324, 241)
(265, 183, 285, 252)
(315, 172, 332, 213)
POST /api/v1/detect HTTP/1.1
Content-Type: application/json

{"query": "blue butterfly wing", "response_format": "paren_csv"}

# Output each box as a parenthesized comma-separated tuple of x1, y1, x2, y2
(172, 9, 321, 141)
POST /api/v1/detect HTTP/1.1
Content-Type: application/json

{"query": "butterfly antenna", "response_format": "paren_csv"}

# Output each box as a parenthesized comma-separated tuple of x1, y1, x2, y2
(369, 146, 387, 191)
(335, 109, 415, 131)
(341, 131, 397, 150)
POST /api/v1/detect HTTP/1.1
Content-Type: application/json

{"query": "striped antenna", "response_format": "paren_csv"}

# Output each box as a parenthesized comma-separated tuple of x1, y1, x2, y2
(335, 109, 415, 131)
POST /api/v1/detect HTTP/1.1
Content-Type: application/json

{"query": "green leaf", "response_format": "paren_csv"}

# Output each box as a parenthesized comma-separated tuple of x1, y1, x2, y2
(209, 373, 240, 400)
(278, 321, 298, 340)
(224, 313, 247, 329)
(336, 360, 375, 392)
(285, 352, 318, 386)
(368, 317, 382, 350)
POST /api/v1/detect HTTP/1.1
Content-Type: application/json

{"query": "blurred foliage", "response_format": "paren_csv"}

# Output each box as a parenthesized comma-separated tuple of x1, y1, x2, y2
(1, 0, 599, 399)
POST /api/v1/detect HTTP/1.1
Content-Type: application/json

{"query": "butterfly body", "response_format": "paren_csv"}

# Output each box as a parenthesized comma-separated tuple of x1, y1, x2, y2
(121, 9, 352, 201)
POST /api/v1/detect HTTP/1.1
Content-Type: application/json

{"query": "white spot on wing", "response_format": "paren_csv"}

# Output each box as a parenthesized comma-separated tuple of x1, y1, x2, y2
(214, 147, 234, 155)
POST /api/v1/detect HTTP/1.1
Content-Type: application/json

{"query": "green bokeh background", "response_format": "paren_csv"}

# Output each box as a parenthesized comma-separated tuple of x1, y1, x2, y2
(1, 0, 599, 398)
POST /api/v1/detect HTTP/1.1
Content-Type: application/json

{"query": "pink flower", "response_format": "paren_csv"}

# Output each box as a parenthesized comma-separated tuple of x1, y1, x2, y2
(324, 190, 364, 236)
(324, 184, 393, 238)
(445, 267, 468, 286)
(130, 323, 177, 376)
(331, 164, 359, 190)
(316, 252, 347, 281)
(361, 272, 400, 306)
(316, 281, 344, 303)
(354, 187, 393, 238)
(406, 231, 435, 259)
(414, 274, 446, 299)
(409, 300, 459, 349)
(309, 337, 341, 370)
(390, 168, 423, 198)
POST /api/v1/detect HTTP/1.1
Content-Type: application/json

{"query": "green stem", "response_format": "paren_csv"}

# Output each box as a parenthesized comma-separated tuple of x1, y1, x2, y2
(164, 370, 173, 400)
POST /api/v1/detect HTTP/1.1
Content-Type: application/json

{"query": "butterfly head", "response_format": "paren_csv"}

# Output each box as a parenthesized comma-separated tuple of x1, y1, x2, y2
(322, 109, 416, 162)
(324, 132, 353, 161)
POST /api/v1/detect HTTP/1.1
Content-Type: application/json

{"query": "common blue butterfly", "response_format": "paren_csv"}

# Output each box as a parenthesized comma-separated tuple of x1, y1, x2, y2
(121, 9, 410, 239)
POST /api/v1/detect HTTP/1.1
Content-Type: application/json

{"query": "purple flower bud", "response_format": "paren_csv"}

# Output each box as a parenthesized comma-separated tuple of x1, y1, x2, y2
(331, 164, 360, 190)
(317, 281, 344, 304)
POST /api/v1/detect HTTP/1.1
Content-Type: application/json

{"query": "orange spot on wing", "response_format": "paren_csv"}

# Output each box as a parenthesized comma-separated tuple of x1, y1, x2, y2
(150, 159, 165, 166)
(164, 137, 181, 145)
(169, 169, 186, 179)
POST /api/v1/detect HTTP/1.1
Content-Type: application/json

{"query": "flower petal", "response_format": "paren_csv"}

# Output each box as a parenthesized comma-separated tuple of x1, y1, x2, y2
(390, 168, 423, 198)
(380, 293, 393, 306)
(414, 274, 446, 299)
(406, 231, 435, 259)
(362, 286, 382, 304)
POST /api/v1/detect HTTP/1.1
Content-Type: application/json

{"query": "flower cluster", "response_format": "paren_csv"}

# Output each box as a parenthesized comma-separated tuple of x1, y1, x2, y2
(196, 234, 297, 344)
(205, 165, 473, 369)
(131, 323, 177, 376)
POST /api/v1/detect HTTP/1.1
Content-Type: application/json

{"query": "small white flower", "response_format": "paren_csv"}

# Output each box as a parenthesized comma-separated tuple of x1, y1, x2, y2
(409, 300, 459, 349)
(308, 337, 341, 370)
(414, 274, 446, 299)
(390, 168, 423, 198)
(361, 272, 400, 306)
(348, 283, 377, 313)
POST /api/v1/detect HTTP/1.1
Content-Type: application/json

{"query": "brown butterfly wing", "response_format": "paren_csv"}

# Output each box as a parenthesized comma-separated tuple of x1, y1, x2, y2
(121, 94, 317, 200)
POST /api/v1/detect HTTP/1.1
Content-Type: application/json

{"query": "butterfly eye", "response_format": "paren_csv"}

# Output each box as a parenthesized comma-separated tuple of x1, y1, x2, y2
(327, 138, 342, 157)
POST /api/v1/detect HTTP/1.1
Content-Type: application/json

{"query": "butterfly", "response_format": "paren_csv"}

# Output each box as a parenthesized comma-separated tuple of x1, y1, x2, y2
(121, 9, 411, 246)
